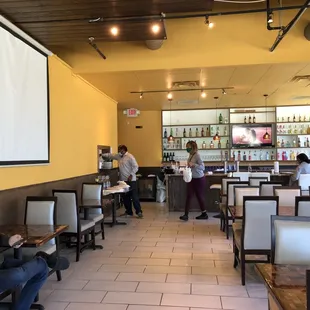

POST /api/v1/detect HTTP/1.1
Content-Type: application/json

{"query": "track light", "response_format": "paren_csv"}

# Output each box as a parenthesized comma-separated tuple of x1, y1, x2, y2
(110, 26, 119, 36)
(205, 16, 214, 29)
(139, 93, 143, 99)
(167, 92, 173, 101)
(268, 12, 274, 24)
(151, 24, 160, 34)
(201, 90, 207, 98)
(222, 89, 227, 95)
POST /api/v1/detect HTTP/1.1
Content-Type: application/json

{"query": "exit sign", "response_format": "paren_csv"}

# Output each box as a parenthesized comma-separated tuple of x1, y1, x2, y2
(123, 108, 140, 117)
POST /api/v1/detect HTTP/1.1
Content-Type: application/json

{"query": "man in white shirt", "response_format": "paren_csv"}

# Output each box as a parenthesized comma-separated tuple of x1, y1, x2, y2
(103, 145, 143, 218)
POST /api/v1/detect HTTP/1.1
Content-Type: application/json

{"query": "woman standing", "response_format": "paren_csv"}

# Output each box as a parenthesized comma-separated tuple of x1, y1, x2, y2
(290, 153, 310, 185)
(180, 141, 208, 221)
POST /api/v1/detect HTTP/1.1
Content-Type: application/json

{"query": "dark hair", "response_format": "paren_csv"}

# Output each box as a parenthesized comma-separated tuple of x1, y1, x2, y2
(118, 145, 128, 152)
(186, 140, 198, 152)
(297, 153, 310, 164)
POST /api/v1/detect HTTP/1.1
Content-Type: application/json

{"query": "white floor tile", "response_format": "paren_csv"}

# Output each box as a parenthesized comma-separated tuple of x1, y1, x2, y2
(192, 284, 248, 297)
(127, 258, 171, 266)
(117, 272, 167, 282)
(66, 304, 127, 310)
(128, 306, 188, 310)
(84, 280, 138, 291)
(145, 265, 192, 275)
(40, 302, 69, 310)
(98, 264, 146, 273)
(47, 290, 107, 303)
(170, 259, 215, 267)
(166, 274, 217, 284)
(137, 282, 191, 294)
(221, 296, 268, 310)
(103, 292, 162, 305)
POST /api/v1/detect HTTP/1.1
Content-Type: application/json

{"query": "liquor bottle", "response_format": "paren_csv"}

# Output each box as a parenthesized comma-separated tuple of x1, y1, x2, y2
(286, 141, 290, 148)
(271, 151, 275, 160)
(218, 140, 221, 149)
(307, 126, 310, 134)
(201, 128, 205, 137)
(237, 150, 241, 161)
(281, 139, 285, 147)
(266, 151, 270, 160)
(170, 128, 174, 139)
(244, 116, 247, 123)
(290, 150, 295, 161)
(163, 153, 166, 162)
(304, 115, 307, 122)
(195, 128, 199, 137)
(248, 115, 252, 123)
(210, 126, 214, 136)
(189, 128, 192, 137)
(210, 141, 214, 149)
(299, 115, 302, 122)
(232, 151, 236, 161)
(293, 140, 296, 147)
(249, 151, 252, 161)
(248, 164, 252, 172)
(225, 151, 229, 161)
(277, 152, 281, 160)
(277, 139, 281, 147)
(259, 150, 263, 161)
(293, 114, 296, 122)
(224, 117, 228, 124)
(206, 126, 210, 137)
(288, 117, 290, 122)
(307, 137, 310, 147)
(253, 150, 257, 160)
(164, 128, 167, 138)
(288, 125, 292, 134)
(183, 128, 187, 137)
(243, 152, 247, 161)
(226, 140, 229, 148)
(253, 115, 256, 123)
(304, 139, 307, 147)
(219, 113, 223, 124)
(298, 138, 301, 147)
(176, 128, 179, 137)
(202, 141, 206, 149)
(172, 152, 175, 161)
(224, 126, 228, 136)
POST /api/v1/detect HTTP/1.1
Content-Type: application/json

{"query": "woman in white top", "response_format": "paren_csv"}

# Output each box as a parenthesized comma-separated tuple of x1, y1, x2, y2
(290, 153, 310, 185)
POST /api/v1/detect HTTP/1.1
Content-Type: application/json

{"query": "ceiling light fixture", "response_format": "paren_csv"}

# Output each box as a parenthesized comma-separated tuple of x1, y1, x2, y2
(201, 90, 207, 98)
(151, 24, 161, 34)
(167, 92, 173, 101)
(205, 16, 214, 29)
(263, 94, 271, 141)
(213, 97, 221, 141)
(168, 97, 174, 143)
(110, 26, 119, 36)
(139, 93, 143, 99)
(267, 12, 274, 24)
(222, 89, 227, 95)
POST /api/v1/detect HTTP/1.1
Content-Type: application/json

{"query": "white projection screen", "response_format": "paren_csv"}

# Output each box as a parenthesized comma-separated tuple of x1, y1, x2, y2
(0, 23, 49, 166)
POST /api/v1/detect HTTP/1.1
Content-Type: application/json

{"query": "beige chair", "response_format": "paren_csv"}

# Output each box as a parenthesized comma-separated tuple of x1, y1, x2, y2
(260, 182, 283, 196)
(271, 215, 310, 265)
(298, 174, 310, 196)
(295, 196, 310, 216)
(250, 172, 270, 181)
(81, 183, 105, 239)
(249, 177, 268, 186)
(274, 186, 301, 207)
(233, 196, 279, 285)
(233, 172, 250, 181)
(234, 186, 260, 206)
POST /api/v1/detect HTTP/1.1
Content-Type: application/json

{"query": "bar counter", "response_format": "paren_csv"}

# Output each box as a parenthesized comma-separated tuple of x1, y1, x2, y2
(166, 172, 291, 212)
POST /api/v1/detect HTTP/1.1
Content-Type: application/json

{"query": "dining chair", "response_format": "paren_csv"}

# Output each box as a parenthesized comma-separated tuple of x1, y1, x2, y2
(233, 172, 250, 181)
(249, 177, 268, 186)
(223, 181, 249, 239)
(295, 196, 310, 216)
(249, 172, 270, 181)
(81, 183, 105, 240)
(298, 175, 310, 196)
(259, 182, 283, 196)
(271, 215, 310, 265)
(52, 190, 96, 262)
(219, 177, 240, 232)
(274, 186, 301, 208)
(234, 186, 260, 207)
(233, 196, 279, 285)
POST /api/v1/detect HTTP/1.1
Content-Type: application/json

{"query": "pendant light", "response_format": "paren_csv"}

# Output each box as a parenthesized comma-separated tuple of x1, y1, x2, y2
(168, 96, 174, 143)
(213, 96, 221, 141)
(263, 94, 270, 140)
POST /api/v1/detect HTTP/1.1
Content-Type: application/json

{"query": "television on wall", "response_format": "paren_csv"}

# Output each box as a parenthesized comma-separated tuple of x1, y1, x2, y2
(231, 124, 273, 148)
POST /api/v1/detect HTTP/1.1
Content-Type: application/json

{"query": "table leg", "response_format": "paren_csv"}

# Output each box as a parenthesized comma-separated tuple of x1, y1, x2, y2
(104, 194, 127, 227)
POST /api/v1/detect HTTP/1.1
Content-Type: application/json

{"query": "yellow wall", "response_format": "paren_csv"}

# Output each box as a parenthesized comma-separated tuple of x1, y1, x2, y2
(0, 56, 118, 190)
(118, 111, 162, 167)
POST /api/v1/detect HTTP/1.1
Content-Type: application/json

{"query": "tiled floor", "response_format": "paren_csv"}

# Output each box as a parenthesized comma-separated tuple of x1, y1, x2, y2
(41, 203, 268, 310)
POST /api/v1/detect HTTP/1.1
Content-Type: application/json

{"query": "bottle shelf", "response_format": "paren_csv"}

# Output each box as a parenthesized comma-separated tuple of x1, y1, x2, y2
(276, 147, 310, 149)
(277, 134, 310, 136)
(276, 121, 310, 124)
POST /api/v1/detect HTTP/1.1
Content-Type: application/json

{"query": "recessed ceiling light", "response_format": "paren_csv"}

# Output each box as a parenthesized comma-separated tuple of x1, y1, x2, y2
(140, 93, 143, 99)
(167, 92, 173, 100)
(151, 24, 160, 34)
(201, 90, 207, 98)
(110, 27, 119, 36)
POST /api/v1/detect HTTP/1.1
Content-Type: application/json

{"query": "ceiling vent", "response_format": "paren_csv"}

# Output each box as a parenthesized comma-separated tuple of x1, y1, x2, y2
(172, 80, 200, 89)
(145, 40, 164, 50)
(177, 99, 199, 106)
(290, 75, 310, 86)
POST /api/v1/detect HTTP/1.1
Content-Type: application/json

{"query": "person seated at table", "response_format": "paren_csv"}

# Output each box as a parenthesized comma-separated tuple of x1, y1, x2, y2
(290, 153, 310, 185)
(0, 234, 70, 310)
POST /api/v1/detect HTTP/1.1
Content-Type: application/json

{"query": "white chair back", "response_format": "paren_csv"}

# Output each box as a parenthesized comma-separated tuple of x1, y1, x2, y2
(222, 177, 240, 196)
(272, 216, 310, 264)
(82, 183, 103, 215)
(274, 187, 301, 207)
(243, 198, 278, 250)
(235, 187, 260, 207)
(250, 172, 270, 181)
(260, 183, 282, 196)
(227, 182, 249, 206)
(249, 177, 268, 186)
(298, 175, 310, 196)
(25, 198, 57, 245)
(296, 197, 310, 216)
(53, 191, 78, 233)
(233, 172, 249, 181)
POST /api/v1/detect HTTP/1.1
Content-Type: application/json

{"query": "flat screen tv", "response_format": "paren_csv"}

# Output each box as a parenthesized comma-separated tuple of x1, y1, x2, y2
(231, 124, 273, 148)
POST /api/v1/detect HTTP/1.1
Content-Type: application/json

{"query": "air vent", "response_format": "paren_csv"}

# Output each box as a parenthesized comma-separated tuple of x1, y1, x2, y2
(172, 80, 200, 88)
(292, 96, 310, 100)
(177, 100, 199, 105)
(290, 75, 310, 86)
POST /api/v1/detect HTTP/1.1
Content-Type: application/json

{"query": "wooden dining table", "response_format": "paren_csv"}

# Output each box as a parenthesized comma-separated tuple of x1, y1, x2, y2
(255, 263, 309, 310)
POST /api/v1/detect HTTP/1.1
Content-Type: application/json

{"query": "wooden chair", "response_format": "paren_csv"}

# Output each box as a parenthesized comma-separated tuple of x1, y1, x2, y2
(233, 196, 279, 285)
(52, 190, 96, 262)
(274, 186, 301, 207)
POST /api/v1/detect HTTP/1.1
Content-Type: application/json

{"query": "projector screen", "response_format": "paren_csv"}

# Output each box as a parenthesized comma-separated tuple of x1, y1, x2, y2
(0, 23, 49, 166)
